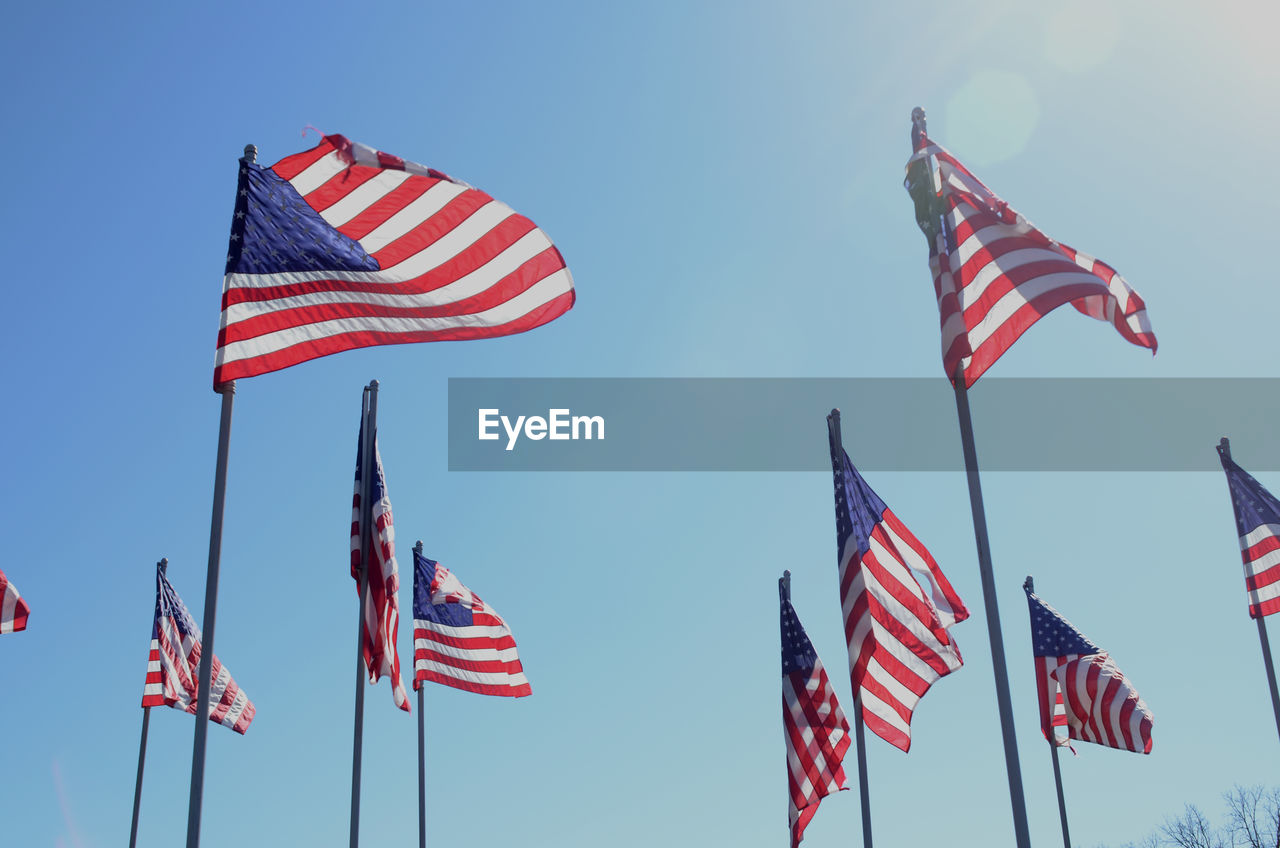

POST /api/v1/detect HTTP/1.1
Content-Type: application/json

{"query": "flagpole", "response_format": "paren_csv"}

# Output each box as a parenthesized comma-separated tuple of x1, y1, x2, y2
(1218, 438, 1280, 742)
(951, 371, 1032, 848)
(130, 559, 167, 848)
(415, 541, 427, 848)
(1025, 576, 1072, 848)
(350, 381, 379, 848)
(1048, 742, 1072, 848)
(186, 175, 253, 848)
(826, 409, 873, 848)
(911, 104, 1031, 847)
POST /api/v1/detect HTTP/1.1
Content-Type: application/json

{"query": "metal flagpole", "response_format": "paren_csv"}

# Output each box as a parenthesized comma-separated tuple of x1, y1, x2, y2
(1218, 438, 1280, 742)
(130, 557, 167, 848)
(952, 374, 1032, 848)
(350, 381, 379, 848)
(1025, 577, 1072, 848)
(826, 410, 873, 848)
(907, 105, 1031, 847)
(129, 707, 151, 848)
(1049, 742, 1072, 848)
(415, 541, 427, 848)
(187, 155, 254, 847)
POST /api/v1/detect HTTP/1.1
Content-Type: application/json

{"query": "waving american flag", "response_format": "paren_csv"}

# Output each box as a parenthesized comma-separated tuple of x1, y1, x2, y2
(1217, 443, 1280, 619)
(0, 569, 30, 635)
(779, 573, 849, 848)
(351, 422, 409, 712)
(215, 133, 574, 385)
(412, 547, 530, 698)
(1025, 581, 1153, 753)
(829, 415, 969, 752)
(903, 109, 1156, 387)
(141, 562, 255, 734)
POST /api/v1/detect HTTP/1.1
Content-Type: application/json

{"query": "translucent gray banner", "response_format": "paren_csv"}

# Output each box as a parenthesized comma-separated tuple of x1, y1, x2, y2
(446, 378, 1280, 471)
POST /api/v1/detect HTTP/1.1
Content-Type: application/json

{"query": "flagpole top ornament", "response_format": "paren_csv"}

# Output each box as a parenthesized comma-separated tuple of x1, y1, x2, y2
(1218, 437, 1232, 460)
(1023, 575, 1034, 592)
(780, 570, 791, 599)
(158, 557, 168, 574)
(242, 144, 257, 164)
(414, 540, 423, 555)
(912, 107, 926, 130)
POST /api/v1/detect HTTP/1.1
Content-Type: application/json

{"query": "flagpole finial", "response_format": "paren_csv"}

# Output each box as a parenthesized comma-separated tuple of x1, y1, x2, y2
(242, 144, 257, 164)
(158, 558, 168, 575)
(826, 409, 845, 463)
(780, 570, 791, 600)
(1023, 576, 1034, 592)
(413, 540, 423, 555)
(1217, 437, 1232, 461)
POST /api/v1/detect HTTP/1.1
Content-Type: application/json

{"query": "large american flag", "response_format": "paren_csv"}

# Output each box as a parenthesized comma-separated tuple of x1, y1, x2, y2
(903, 111, 1157, 387)
(412, 547, 531, 697)
(1217, 447, 1280, 619)
(830, 431, 969, 752)
(141, 564, 255, 734)
(351, 422, 409, 711)
(779, 575, 849, 848)
(214, 133, 575, 385)
(0, 568, 30, 634)
(1025, 584, 1153, 753)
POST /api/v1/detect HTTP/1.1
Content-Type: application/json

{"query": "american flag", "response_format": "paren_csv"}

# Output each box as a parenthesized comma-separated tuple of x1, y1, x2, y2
(214, 133, 575, 385)
(829, 426, 968, 752)
(1217, 445, 1280, 618)
(141, 563, 255, 734)
(779, 574, 849, 848)
(0, 568, 30, 634)
(1024, 583, 1153, 753)
(903, 109, 1157, 387)
(351, 422, 409, 711)
(412, 547, 531, 697)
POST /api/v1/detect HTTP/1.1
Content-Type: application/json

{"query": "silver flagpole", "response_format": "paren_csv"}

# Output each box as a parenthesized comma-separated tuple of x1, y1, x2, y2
(186, 143, 256, 848)
(1218, 438, 1280, 742)
(952, 372, 1032, 848)
(129, 559, 166, 848)
(1026, 577, 1072, 848)
(826, 409, 873, 848)
(905, 106, 1031, 848)
(415, 540, 427, 848)
(350, 381, 379, 848)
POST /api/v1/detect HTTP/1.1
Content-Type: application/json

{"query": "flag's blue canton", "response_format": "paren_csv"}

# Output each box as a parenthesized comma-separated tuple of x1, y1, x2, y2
(830, 445, 888, 564)
(1026, 590, 1100, 657)
(779, 591, 818, 675)
(225, 161, 378, 276)
(1221, 458, 1280, 537)
(155, 572, 198, 639)
(412, 550, 475, 627)
(353, 422, 387, 503)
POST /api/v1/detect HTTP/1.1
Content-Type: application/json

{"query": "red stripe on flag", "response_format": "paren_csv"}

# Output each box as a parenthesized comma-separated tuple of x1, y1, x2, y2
(216, 290, 575, 383)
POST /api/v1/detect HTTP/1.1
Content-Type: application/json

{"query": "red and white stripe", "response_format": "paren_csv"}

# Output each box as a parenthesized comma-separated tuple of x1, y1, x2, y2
(214, 134, 574, 384)
(842, 509, 968, 752)
(414, 563, 530, 698)
(1034, 654, 1075, 745)
(141, 617, 255, 734)
(784, 658, 850, 848)
(908, 139, 1156, 387)
(350, 437, 409, 712)
(0, 569, 30, 634)
(1050, 653, 1153, 753)
(1238, 522, 1280, 618)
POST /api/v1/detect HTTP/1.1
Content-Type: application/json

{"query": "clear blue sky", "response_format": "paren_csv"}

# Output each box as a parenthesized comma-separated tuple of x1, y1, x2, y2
(2, 1, 1277, 846)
